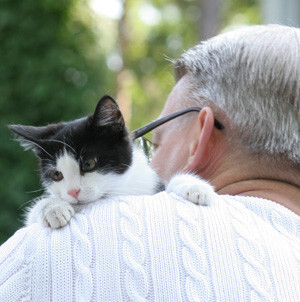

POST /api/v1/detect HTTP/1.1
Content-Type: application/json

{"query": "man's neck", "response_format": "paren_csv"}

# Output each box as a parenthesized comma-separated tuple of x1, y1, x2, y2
(217, 178, 300, 215)
(197, 143, 300, 215)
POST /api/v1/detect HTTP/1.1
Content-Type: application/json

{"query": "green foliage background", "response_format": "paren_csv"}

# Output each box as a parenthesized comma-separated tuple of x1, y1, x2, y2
(0, 0, 113, 242)
(0, 0, 260, 244)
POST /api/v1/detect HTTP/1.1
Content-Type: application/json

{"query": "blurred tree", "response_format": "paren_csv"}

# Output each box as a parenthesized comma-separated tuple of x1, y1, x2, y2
(115, 0, 260, 132)
(116, 0, 201, 131)
(222, 0, 261, 29)
(0, 0, 113, 243)
(261, 0, 300, 27)
(200, 0, 221, 39)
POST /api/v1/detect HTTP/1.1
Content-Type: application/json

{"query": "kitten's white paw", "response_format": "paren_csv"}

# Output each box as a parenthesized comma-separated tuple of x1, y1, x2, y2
(166, 174, 215, 206)
(42, 201, 75, 228)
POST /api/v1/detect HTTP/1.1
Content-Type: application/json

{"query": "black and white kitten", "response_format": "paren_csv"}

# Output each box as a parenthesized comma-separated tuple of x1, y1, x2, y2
(9, 95, 214, 228)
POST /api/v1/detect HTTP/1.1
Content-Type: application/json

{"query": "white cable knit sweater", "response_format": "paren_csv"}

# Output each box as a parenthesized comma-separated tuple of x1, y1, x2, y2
(0, 192, 300, 301)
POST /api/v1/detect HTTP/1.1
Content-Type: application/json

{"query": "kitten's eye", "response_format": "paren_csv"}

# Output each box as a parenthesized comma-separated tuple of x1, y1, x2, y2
(50, 170, 64, 181)
(81, 158, 97, 172)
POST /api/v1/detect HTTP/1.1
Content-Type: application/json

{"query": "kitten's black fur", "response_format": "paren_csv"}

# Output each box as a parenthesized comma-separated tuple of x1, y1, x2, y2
(9, 95, 133, 184)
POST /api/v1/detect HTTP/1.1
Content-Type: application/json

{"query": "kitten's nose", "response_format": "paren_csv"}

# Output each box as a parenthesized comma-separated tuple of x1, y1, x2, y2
(68, 189, 80, 199)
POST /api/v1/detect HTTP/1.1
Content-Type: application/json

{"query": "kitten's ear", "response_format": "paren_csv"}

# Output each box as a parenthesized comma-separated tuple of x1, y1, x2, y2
(92, 95, 125, 130)
(8, 124, 63, 154)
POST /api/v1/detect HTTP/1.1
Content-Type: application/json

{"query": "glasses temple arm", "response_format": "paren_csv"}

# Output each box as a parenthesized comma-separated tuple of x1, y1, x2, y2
(131, 108, 202, 139)
(131, 107, 224, 139)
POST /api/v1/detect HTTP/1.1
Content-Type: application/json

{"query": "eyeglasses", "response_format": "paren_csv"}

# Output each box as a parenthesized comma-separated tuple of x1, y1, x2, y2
(131, 107, 224, 160)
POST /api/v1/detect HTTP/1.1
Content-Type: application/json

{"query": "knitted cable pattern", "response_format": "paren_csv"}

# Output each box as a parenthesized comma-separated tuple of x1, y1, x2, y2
(21, 256, 32, 302)
(0, 228, 34, 302)
(271, 208, 300, 255)
(226, 198, 275, 302)
(1, 194, 300, 301)
(51, 225, 73, 302)
(119, 198, 148, 302)
(271, 208, 300, 298)
(176, 198, 210, 302)
(71, 214, 93, 302)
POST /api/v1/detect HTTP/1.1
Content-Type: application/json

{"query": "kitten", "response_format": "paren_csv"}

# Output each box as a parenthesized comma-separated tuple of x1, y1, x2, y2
(9, 95, 214, 228)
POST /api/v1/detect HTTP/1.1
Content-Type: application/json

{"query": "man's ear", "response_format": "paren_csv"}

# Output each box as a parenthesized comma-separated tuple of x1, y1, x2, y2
(183, 107, 215, 173)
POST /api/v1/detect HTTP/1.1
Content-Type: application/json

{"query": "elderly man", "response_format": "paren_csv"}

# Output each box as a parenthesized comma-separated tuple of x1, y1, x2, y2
(1, 24, 299, 301)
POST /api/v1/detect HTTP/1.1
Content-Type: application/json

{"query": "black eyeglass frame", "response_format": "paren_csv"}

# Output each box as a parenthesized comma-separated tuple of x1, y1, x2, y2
(131, 107, 224, 139)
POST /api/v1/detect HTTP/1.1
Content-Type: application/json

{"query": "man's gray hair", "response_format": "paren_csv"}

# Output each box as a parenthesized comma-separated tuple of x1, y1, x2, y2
(174, 24, 300, 164)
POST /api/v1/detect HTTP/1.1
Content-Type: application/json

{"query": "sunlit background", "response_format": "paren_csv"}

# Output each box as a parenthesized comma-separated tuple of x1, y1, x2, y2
(1, 0, 300, 243)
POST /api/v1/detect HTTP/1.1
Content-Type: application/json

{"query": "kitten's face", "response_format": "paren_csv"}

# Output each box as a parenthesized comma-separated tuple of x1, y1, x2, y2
(9, 95, 132, 204)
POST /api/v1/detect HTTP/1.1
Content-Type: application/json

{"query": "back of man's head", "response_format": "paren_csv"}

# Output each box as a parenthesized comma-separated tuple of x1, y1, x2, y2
(174, 25, 300, 166)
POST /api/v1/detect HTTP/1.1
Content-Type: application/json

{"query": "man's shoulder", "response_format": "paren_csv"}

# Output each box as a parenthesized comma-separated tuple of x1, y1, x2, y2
(1, 192, 299, 301)
(2, 192, 298, 251)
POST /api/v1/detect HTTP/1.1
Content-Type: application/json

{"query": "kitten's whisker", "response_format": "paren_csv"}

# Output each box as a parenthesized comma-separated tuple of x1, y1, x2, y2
(14, 139, 54, 159)
(18, 199, 34, 210)
(45, 139, 76, 154)
(80, 145, 87, 159)
(26, 188, 44, 194)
